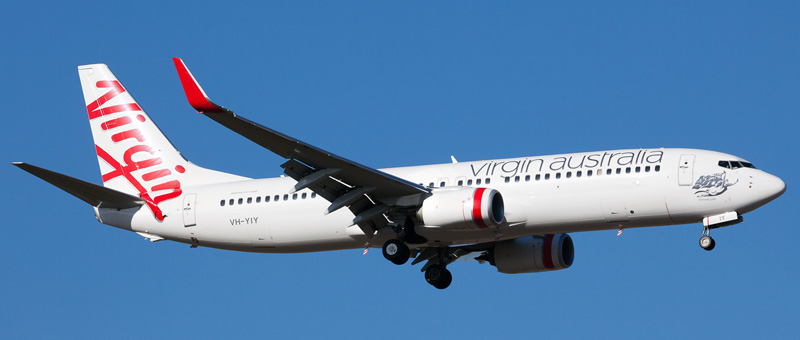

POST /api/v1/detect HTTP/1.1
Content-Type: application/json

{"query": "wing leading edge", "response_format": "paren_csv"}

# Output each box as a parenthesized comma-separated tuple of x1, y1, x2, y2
(172, 58, 429, 235)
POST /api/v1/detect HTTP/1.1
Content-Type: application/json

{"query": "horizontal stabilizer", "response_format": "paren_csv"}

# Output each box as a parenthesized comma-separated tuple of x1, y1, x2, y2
(12, 162, 145, 209)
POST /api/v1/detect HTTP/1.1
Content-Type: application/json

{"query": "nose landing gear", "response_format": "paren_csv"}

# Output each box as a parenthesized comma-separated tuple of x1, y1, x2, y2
(699, 226, 715, 251)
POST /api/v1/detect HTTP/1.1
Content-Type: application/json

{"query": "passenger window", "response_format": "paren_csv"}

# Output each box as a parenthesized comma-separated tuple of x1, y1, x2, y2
(274, 195, 280, 201)
(247, 197, 252, 204)
(486, 178, 491, 184)
(220, 200, 225, 207)
(476, 179, 482, 185)
(467, 179, 473, 185)
(505, 177, 510, 183)
(566, 172, 572, 178)
(265, 196, 271, 202)
(515, 176, 520, 182)
(645, 166, 651, 172)
(625, 167, 631, 174)
(256, 197, 261, 203)
(655, 165, 661, 172)
(238, 198, 243, 205)
(457, 180, 463, 186)
(616, 168, 621, 174)
(577, 171, 582, 177)
(606, 169, 612, 175)
(311, 193, 317, 198)
(535, 174, 541, 181)
(283, 194, 289, 201)
(428, 182, 434, 188)
(556, 173, 561, 179)
(587, 170, 592, 177)
(292, 193, 298, 200)
(229, 199, 234, 206)
(545, 173, 550, 180)
(440, 181, 445, 187)
(525, 175, 530, 182)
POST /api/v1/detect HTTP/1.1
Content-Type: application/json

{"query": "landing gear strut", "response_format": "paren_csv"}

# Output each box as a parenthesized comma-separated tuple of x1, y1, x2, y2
(699, 226, 715, 251)
(382, 217, 423, 265)
(422, 247, 453, 289)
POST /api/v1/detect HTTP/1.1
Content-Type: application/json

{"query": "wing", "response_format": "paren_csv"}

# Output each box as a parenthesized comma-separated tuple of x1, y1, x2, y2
(172, 58, 429, 235)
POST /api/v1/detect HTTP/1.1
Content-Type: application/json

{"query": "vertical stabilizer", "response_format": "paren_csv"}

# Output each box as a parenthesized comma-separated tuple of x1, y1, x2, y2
(78, 64, 243, 220)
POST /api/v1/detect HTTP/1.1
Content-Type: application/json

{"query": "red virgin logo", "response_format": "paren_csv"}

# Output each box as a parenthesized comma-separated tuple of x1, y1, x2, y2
(87, 80, 182, 221)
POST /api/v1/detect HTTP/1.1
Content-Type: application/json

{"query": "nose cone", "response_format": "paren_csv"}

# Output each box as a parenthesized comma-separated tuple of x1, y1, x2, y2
(759, 173, 786, 203)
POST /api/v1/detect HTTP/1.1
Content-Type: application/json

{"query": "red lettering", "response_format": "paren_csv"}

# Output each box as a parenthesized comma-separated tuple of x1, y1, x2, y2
(86, 81, 142, 120)
(142, 169, 171, 181)
(101, 116, 132, 130)
(151, 180, 182, 205)
(112, 129, 146, 143)
(123, 145, 162, 171)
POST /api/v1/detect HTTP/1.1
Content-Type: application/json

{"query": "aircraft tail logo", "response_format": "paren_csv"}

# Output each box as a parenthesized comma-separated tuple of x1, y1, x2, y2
(79, 64, 185, 221)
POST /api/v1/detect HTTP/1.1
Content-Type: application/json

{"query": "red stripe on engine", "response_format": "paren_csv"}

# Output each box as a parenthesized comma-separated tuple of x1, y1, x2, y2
(472, 188, 490, 229)
(543, 234, 555, 269)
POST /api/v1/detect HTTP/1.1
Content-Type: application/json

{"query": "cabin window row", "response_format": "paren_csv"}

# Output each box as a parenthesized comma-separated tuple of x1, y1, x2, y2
(220, 192, 318, 207)
(499, 165, 662, 183)
(424, 178, 492, 188)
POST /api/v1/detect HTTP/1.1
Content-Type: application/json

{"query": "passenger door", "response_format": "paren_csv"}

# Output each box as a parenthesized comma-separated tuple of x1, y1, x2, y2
(678, 154, 695, 186)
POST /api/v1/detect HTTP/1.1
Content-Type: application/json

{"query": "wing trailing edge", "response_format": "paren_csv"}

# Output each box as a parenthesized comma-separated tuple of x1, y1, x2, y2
(12, 162, 145, 209)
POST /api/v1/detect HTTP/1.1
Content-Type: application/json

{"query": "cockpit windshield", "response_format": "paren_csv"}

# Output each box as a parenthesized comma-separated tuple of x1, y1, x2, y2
(718, 160, 756, 170)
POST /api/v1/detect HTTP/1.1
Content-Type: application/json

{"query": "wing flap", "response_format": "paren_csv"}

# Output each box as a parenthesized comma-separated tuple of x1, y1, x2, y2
(13, 162, 145, 209)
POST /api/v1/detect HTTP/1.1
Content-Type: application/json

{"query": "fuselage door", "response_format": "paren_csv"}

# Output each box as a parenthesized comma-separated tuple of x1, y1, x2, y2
(678, 154, 696, 186)
(183, 193, 197, 227)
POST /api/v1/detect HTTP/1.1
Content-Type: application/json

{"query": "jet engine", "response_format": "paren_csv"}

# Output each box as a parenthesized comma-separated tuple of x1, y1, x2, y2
(417, 187, 504, 230)
(482, 234, 574, 274)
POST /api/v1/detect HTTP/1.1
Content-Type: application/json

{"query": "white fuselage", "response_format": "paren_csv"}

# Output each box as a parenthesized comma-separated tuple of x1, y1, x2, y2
(97, 148, 783, 252)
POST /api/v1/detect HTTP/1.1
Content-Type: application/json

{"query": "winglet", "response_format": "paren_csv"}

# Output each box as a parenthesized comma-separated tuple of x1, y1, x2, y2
(172, 57, 228, 113)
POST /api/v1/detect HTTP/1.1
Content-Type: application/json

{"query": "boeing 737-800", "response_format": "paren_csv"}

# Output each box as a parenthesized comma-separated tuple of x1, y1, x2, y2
(13, 58, 786, 289)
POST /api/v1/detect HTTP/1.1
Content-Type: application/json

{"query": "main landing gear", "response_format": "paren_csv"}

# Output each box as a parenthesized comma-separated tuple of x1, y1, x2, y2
(381, 217, 451, 289)
(425, 264, 452, 289)
(382, 239, 410, 265)
(699, 226, 715, 251)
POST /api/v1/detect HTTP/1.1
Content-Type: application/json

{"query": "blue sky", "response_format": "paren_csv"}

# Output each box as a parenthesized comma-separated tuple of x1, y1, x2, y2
(2, 1, 798, 338)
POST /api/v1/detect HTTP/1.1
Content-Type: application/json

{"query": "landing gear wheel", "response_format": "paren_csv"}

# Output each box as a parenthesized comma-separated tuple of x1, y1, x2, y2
(425, 265, 452, 289)
(699, 235, 715, 251)
(382, 239, 410, 265)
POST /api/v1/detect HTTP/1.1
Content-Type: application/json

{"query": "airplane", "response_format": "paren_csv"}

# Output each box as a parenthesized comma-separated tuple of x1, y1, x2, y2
(13, 58, 786, 289)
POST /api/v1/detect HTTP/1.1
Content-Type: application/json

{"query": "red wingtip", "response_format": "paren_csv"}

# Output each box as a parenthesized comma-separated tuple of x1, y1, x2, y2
(172, 58, 226, 113)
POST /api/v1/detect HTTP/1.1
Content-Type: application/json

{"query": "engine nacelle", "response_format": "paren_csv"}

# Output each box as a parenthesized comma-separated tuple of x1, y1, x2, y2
(417, 187, 504, 230)
(490, 234, 574, 274)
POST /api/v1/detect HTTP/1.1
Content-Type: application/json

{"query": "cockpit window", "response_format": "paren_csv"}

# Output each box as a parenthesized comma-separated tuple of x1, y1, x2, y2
(719, 160, 756, 169)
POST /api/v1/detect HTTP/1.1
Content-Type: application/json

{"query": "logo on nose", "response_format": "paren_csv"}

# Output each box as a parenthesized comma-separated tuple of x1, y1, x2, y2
(692, 171, 738, 197)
